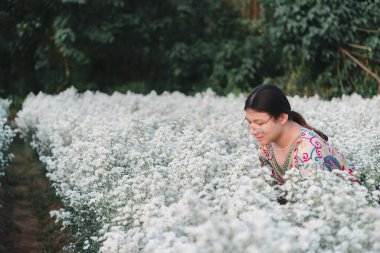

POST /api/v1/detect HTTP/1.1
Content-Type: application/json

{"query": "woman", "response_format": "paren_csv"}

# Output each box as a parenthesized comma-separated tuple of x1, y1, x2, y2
(242, 84, 357, 184)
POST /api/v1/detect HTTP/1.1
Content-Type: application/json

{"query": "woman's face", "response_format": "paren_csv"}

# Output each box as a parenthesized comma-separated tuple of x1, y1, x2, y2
(244, 108, 283, 145)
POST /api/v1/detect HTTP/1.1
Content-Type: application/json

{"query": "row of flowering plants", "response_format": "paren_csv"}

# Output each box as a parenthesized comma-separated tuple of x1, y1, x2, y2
(0, 98, 15, 217)
(0, 99, 15, 180)
(15, 87, 380, 252)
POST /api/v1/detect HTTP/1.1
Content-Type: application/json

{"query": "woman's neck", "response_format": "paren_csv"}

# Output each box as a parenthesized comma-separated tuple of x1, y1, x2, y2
(272, 121, 301, 150)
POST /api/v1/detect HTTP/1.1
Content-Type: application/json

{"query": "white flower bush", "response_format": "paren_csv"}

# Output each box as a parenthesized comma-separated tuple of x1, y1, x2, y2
(15, 88, 380, 252)
(0, 98, 15, 172)
(0, 98, 11, 118)
(0, 98, 15, 209)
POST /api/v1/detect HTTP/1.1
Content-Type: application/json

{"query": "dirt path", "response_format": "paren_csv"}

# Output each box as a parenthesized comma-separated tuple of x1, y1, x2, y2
(0, 134, 69, 253)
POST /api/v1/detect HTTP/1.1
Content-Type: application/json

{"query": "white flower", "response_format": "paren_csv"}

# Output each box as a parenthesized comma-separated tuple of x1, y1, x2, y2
(15, 87, 380, 252)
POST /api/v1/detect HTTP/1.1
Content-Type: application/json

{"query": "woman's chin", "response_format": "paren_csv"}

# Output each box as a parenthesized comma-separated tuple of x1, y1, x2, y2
(256, 137, 267, 144)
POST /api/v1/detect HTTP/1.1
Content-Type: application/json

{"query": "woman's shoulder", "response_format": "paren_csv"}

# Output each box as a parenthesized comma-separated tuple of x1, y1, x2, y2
(300, 127, 323, 138)
(298, 127, 328, 146)
(294, 127, 333, 158)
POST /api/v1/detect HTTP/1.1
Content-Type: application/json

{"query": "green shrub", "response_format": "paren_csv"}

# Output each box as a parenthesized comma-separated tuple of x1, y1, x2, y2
(262, 0, 380, 98)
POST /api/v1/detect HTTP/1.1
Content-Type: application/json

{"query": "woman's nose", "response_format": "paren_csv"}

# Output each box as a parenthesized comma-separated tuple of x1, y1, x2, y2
(250, 127, 258, 136)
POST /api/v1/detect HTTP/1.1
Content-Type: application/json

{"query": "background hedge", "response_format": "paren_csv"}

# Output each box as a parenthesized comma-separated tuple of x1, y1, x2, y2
(0, 0, 379, 104)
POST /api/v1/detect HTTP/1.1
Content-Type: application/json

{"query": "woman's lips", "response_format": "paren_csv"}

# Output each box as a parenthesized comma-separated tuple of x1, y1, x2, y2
(256, 136, 263, 141)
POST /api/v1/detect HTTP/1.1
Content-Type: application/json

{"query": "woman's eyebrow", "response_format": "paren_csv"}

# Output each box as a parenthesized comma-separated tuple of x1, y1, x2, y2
(246, 117, 264, 123)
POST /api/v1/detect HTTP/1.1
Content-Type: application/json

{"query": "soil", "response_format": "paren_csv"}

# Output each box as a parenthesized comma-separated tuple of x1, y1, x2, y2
(0, 134, 70, 253)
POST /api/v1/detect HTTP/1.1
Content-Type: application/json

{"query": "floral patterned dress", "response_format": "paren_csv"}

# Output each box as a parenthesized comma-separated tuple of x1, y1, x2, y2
(258, 127, 357, 184)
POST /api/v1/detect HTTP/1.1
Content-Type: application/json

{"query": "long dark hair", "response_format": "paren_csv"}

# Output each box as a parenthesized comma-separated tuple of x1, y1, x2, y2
(244, 84, 328, 141)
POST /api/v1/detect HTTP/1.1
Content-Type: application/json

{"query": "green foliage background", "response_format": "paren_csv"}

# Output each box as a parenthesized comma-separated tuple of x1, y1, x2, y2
(0, 0, 379, 106)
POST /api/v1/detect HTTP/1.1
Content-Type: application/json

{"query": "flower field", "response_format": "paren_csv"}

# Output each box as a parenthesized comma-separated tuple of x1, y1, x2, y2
(15, 88, 380, 253)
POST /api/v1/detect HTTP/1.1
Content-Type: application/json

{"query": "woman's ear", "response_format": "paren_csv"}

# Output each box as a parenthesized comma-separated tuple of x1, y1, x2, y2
(279, 113, 289, 125)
